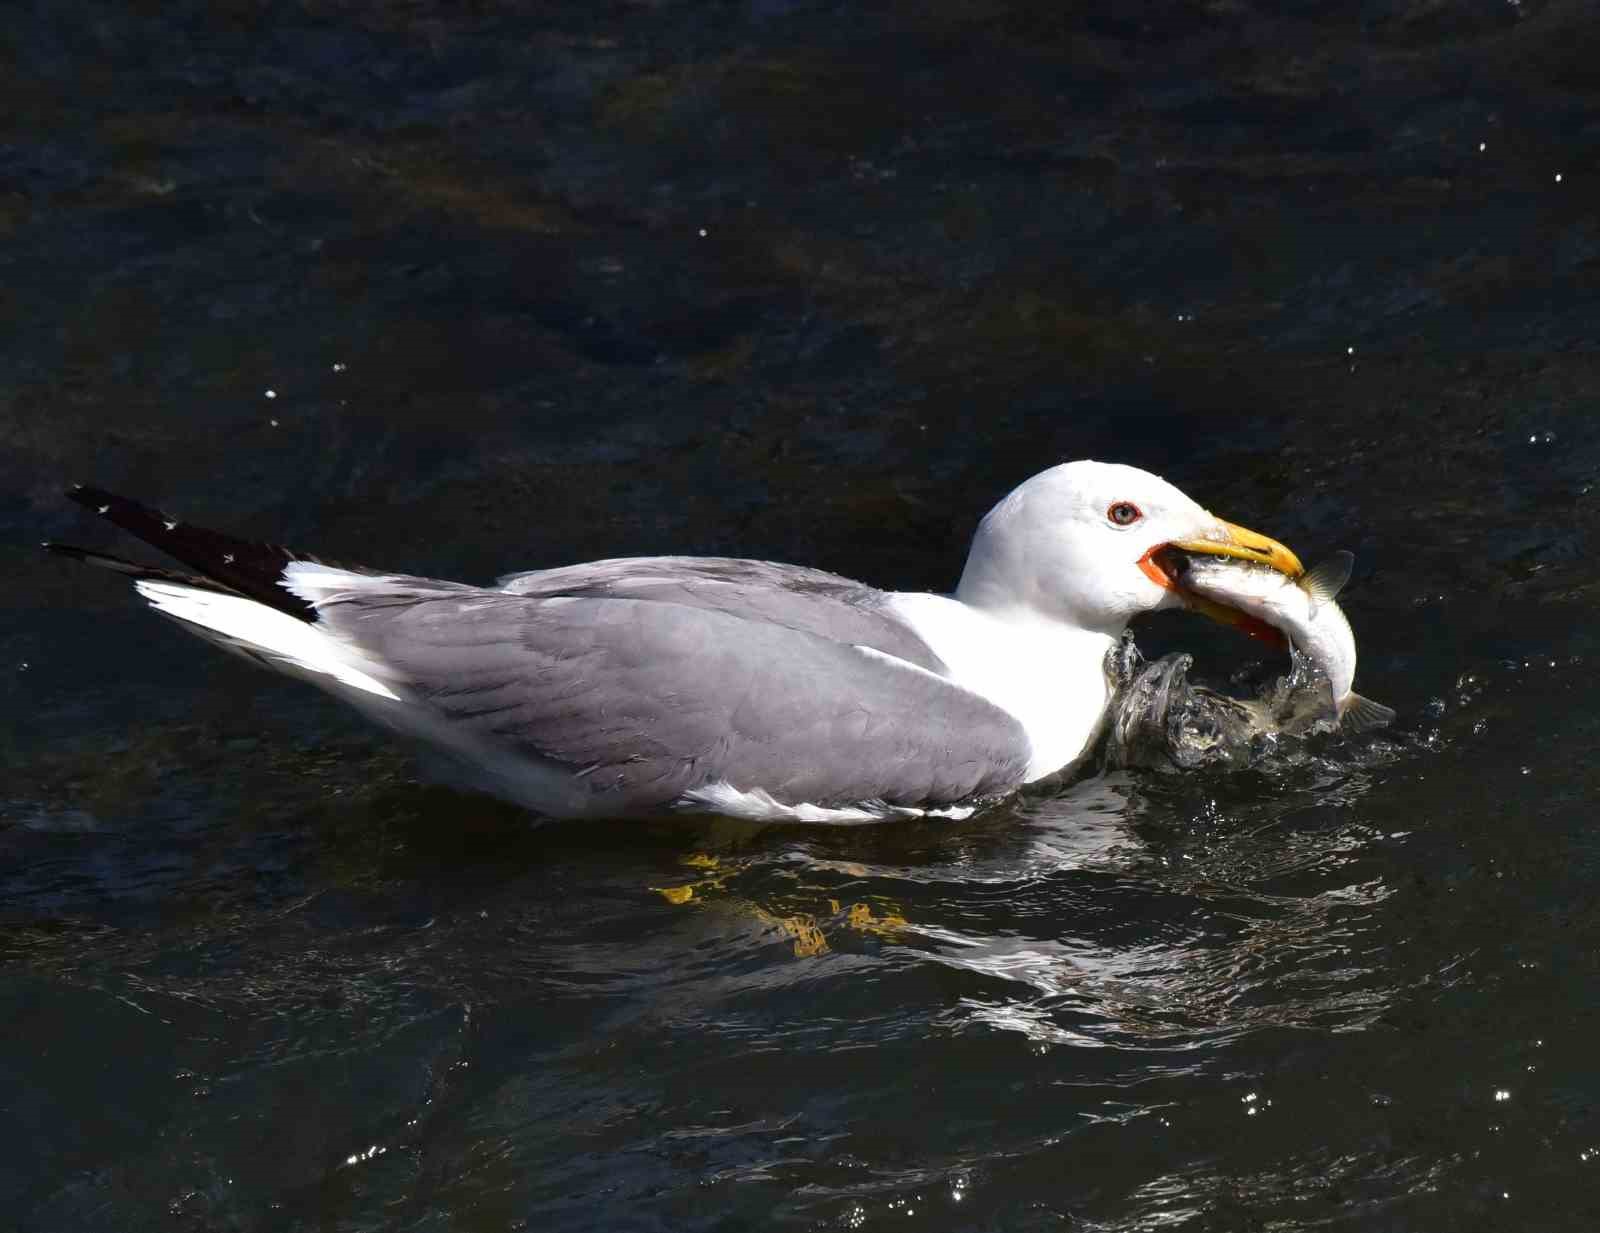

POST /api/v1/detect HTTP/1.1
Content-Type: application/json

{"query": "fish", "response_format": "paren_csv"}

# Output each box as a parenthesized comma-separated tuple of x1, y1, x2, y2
(1169, 549, 1395, 732)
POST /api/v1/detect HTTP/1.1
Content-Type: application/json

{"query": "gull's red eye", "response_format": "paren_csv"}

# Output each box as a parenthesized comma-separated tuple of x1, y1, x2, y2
(1107, 502, 1142, 527)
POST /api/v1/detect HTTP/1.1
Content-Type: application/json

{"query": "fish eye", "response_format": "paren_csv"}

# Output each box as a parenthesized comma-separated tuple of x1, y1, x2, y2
(1107, 502, 1143, 527)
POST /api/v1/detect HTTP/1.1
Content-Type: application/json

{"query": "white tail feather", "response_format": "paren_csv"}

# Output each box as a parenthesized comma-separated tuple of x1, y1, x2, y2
(133, 581, 402, 701)
(281, 560, 406, 606)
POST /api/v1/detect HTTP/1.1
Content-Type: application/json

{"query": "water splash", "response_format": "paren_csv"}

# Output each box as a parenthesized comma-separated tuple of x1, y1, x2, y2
(1103, 634, 1348, 772)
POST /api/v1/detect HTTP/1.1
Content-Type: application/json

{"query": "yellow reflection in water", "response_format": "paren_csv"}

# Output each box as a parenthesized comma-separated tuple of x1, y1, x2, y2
(654, 852, 910, 956)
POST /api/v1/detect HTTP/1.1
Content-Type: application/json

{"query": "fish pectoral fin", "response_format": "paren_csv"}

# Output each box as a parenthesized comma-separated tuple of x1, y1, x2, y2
(1301, 550, 1355, 614)
(1340, 691, 1395, 732)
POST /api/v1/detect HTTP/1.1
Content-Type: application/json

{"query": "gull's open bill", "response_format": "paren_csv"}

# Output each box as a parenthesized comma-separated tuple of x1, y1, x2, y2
(1140, 529, 1303, 649)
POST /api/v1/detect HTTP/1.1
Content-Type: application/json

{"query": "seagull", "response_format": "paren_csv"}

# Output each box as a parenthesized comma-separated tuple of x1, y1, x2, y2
(45, 461, 1303, 823)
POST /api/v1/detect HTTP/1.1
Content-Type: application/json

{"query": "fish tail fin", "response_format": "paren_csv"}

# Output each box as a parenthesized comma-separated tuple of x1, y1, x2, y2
(1340, 692, 1395, 732)
(1301, 550, 1354, 614)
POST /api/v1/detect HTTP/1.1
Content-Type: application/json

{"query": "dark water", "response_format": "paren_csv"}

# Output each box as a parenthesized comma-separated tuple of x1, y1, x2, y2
(7, 1, 1600, 1228)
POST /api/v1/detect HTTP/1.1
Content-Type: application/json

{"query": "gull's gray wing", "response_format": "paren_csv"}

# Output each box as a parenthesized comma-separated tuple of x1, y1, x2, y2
(315, 577, 1030, 817)
(498, 556, 948, 673)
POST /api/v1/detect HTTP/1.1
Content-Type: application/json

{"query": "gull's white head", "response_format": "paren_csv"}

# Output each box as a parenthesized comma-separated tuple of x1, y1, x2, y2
(955, 460, 1304, 637)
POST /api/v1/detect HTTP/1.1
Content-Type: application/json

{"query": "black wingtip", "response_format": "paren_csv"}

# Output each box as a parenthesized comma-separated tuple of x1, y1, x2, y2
(46, 541, 125, 565)
(44, 540, 239, 591)
(45, 541, 119, 568)
(60, 485, 320, 621)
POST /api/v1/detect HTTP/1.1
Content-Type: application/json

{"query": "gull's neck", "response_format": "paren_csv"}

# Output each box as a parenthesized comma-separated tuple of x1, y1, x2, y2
(887, 591, 1119, 782)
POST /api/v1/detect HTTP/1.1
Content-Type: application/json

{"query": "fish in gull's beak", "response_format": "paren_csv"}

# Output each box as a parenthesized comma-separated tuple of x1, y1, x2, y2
(1139, 518, 1305, 647)
(1169, 519, 1305, 579)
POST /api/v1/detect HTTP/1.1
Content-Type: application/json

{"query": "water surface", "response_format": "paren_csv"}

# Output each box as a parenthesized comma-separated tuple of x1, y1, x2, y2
(6, 1, 1600, 1228)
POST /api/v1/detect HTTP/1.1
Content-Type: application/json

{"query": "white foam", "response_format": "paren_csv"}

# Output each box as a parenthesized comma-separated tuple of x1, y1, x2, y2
(677, 781, 976, 825)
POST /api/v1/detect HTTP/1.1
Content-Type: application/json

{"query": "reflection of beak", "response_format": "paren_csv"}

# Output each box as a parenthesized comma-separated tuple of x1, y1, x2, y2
(1138, 518, 1303, 647)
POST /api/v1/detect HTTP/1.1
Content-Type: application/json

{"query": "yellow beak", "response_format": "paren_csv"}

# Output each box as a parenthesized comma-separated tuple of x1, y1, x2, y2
(1169, 518, 1304, 579)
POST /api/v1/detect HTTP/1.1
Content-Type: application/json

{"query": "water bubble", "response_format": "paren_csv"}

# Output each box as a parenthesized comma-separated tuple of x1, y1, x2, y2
(1479, 142, 1487, 152)
(332, 362, 346, 372)
(264, 389, 276, 399)
(1494, 1088, 1511, 1102)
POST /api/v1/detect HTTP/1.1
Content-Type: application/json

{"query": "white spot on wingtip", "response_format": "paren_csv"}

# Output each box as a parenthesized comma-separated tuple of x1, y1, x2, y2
(163, 520, 178, 531)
